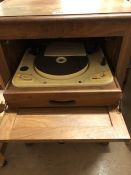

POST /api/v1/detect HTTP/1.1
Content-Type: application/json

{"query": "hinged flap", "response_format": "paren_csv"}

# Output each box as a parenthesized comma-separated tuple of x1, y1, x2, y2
(0, 107, 130, 142)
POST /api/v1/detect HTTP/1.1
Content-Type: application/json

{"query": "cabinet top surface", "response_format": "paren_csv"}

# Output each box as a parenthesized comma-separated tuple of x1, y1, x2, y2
(0, 0, 131, 17)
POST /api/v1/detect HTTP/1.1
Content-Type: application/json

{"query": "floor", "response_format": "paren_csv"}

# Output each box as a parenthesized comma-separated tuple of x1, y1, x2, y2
(0, 72, 131, 175)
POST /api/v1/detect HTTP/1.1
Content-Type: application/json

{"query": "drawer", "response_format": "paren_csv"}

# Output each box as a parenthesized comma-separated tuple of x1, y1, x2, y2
(0, 107, 130, 142)
(4, 79, 121, 108)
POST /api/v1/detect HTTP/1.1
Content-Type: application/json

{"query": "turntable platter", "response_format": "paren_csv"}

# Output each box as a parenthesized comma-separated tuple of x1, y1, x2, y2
(34, 56, 88, 79)
(34, 41, 88, 79)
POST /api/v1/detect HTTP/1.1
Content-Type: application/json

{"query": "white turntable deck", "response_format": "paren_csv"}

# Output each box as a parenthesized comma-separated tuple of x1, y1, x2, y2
(12, 48, 113, 87)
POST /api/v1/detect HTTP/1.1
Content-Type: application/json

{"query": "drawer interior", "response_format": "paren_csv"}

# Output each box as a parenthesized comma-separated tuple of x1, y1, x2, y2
(0, 107, 130, 142)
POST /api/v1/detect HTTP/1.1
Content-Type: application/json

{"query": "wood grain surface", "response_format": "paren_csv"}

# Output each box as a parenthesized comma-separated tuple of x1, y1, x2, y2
(0, 0, 131, 16)
(4, 80, 122, 108)
(0, 107, 130, 141)
(0, 75, 4, 89)
(0, 44, 10, 87)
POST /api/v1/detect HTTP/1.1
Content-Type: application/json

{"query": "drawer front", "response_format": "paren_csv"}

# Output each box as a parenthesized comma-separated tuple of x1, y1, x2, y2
(0, 107, 130, 142)
(4, 91, 121, 108)
(4, 79, 122, 108)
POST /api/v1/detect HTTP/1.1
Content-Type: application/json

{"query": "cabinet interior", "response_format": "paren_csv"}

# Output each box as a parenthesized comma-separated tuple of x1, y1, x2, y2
(1, 36, 123, 108)
(0, 37, 130, 142)
(1, 37, 122, 78)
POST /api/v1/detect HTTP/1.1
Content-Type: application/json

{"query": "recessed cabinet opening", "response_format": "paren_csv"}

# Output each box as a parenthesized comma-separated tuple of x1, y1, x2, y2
(1, 37, 123, 108)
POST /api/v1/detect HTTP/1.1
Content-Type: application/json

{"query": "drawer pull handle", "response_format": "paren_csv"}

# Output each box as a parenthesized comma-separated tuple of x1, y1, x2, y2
(49, 100, 76, 105)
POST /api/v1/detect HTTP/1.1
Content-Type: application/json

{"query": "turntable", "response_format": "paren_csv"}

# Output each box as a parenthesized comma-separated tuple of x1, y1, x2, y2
(12, 41, 113, 87)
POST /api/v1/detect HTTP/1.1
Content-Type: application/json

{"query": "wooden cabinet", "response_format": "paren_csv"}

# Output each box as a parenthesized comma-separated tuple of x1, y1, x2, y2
(0, 0, 131, 142)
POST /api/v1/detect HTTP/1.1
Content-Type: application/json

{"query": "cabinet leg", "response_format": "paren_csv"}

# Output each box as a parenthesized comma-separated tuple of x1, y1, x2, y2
(25, 143, 34, 146)
(58, 141, 65, 144)
(99, 142, 109, 146)
(0, 153, 6, 167)
(0, 143, 7, 167)
(125, 140, 131, 145)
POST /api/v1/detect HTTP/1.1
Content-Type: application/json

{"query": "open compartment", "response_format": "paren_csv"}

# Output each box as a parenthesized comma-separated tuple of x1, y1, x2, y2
(0, 22, 130, 143)
(1, 37, 122, 108)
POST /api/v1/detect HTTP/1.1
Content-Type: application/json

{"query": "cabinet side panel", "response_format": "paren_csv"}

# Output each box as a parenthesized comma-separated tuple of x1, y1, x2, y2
(0, 43, 11, 87)
(116, 29, 131, 87)
(1, 40, 27, 75)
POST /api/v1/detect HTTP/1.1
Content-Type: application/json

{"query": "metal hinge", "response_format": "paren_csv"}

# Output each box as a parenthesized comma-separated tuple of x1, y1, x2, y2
(117, 99, 122, 113)
(0, 102, 7, 113)
(0, 90, 6, 113)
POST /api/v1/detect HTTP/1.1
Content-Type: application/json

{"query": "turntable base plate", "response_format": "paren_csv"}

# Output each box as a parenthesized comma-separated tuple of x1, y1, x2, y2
(12, 49, 113, 87)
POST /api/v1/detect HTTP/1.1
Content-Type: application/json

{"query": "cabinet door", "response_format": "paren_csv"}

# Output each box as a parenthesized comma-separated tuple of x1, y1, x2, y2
(0, 107, 130, 142)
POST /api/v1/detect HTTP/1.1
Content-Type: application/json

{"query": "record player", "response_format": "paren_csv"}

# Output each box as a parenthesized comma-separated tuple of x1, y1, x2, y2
(12, 41, 113, 87)
(4, 40, 120, 109)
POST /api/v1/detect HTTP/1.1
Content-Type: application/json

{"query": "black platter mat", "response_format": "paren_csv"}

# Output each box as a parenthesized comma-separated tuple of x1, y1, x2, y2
(34, 56, 88, 75)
